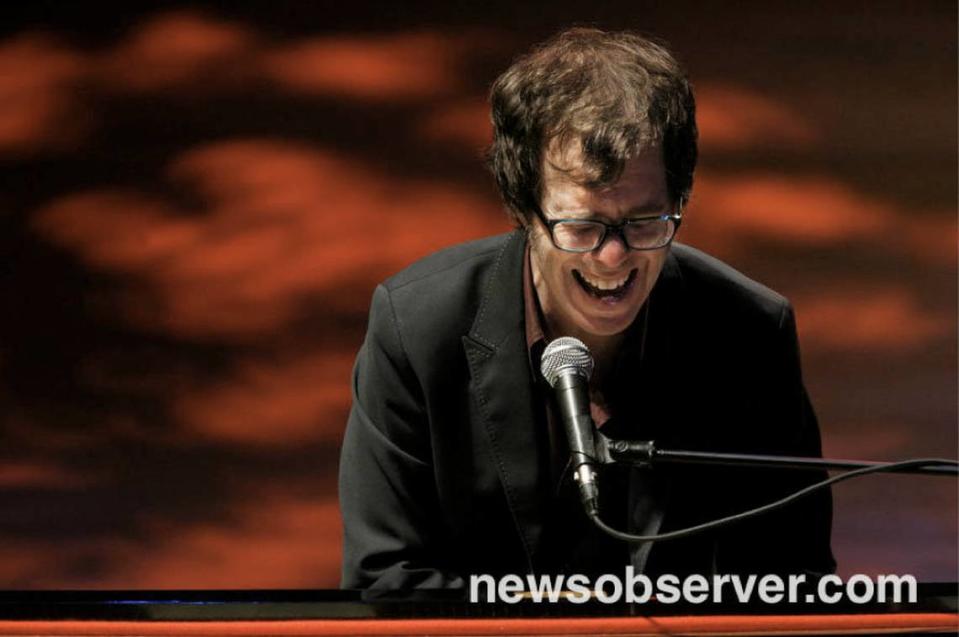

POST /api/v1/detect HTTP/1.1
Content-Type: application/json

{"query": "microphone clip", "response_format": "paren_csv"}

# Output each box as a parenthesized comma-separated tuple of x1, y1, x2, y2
(594, 434, 657, 466)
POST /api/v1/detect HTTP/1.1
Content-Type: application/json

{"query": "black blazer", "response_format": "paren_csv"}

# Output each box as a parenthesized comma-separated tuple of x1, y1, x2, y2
(339, 231, 835, 589)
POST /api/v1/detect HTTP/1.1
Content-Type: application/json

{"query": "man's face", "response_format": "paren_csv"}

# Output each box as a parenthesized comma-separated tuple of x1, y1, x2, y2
(529, 146, 674, 343)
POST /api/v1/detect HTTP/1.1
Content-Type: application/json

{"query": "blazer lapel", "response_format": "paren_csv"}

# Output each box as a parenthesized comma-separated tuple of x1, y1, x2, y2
(462, 231, 546, 571)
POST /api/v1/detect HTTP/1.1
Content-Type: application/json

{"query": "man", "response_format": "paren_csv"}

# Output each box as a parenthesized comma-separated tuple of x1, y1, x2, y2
(339, 28, 835, 589)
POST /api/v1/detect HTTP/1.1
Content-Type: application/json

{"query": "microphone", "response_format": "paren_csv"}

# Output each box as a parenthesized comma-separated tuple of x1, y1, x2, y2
(540, 337, 600, 517)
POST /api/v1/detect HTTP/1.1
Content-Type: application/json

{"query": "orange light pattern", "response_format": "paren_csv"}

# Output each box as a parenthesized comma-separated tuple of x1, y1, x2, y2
(262, 32, 464, 99)
(686, 175, 957, 269)
(34, 141, 507, 340)
(692, 175, 891, 243)
(0, 7, 954, 589)
(0, 499, 342, 588)
(420, 97, 493, 149)
(696, 83, 819, 150)
(98, 11, 256, 92)
(0, 35, 89, 154)
(823, 426, 912, 461)
(173, 350, 357, 444)
(0, 462, 96, 490)
(795, 289, 952, 353)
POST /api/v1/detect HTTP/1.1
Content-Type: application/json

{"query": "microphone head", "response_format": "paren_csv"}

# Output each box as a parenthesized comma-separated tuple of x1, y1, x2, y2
(540, 336, 594, 387)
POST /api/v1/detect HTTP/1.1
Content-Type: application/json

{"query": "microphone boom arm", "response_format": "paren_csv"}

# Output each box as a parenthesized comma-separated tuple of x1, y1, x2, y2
(595, 434, 959, 476)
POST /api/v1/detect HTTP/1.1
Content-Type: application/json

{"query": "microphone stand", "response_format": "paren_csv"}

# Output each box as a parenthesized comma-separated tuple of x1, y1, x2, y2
(585, 433, 957, 543)
(595, 435, 959, 476)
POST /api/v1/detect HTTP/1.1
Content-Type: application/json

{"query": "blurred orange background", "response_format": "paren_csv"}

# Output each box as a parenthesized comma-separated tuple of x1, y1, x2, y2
(0, 2, 955, 587)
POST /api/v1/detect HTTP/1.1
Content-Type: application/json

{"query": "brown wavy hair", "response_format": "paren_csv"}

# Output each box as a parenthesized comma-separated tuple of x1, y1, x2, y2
(487, 27, 698, 226)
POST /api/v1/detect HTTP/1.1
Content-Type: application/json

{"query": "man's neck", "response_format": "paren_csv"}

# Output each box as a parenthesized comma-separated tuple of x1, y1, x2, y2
(541, 317, 624, 386)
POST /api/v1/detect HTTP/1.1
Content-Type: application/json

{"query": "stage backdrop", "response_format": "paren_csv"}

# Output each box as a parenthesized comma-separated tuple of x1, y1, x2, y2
(0, 1, 955, 587)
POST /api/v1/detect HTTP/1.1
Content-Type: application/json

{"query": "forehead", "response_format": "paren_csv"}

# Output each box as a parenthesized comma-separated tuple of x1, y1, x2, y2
(540, 143, 669, 214)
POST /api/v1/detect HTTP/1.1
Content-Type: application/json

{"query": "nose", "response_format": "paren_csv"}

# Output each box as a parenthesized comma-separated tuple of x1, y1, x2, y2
(592, 230, 629, 268)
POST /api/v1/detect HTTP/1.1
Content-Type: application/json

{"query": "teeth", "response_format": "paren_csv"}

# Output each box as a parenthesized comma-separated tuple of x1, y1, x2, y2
(582, 272, 629, 290)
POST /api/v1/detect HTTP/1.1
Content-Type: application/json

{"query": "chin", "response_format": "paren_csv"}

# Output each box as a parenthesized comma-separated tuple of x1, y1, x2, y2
(583, 318, 636, 338)
(575, 308, 643, 338)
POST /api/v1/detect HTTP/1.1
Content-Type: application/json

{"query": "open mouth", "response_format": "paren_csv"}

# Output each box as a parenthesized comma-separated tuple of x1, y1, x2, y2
(573, 269, 637, 301)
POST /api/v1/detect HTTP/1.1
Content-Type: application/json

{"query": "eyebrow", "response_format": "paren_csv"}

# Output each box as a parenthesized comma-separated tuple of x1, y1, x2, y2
(549, 202, 672, 220)
(627, 202, 672, 215)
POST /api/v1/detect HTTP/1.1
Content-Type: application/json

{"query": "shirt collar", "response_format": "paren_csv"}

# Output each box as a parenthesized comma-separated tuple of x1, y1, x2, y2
(523, 244, 548, 379)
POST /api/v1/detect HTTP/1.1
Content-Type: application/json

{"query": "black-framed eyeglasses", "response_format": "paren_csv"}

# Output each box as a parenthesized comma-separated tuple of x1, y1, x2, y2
(535, 208, 683, 253)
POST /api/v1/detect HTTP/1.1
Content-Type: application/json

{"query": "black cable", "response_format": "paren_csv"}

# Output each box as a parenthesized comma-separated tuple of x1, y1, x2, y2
(589, 458, 959, 543)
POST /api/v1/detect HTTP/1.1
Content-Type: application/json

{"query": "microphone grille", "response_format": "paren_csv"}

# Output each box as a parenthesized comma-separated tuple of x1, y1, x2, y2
(540, 336, 594, 387)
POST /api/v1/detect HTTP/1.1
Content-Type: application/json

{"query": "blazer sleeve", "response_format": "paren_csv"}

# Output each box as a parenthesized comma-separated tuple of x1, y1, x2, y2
(716, 301, 837, 576)
(339, 284, 465, 589)
(774, 302, 836, 575)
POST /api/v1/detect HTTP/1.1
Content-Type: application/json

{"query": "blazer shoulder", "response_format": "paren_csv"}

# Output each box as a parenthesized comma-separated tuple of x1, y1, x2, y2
(382, 232, 515, 293)
(373, 231, 521, 363)
(671, 243, 789, 322)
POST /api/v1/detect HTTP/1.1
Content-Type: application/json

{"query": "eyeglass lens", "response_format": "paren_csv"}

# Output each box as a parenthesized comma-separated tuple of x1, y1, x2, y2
(552, 218, 674, 251)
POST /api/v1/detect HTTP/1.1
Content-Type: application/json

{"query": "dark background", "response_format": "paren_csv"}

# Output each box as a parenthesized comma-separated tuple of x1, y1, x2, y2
(0, 1, 955, 587)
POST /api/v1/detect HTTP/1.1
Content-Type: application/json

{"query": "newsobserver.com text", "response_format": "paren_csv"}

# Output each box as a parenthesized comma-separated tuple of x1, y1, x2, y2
(469, 569, 917, 605)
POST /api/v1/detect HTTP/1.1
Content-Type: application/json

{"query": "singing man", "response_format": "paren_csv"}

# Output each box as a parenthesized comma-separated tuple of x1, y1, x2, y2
(339, 27, 835, 589)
